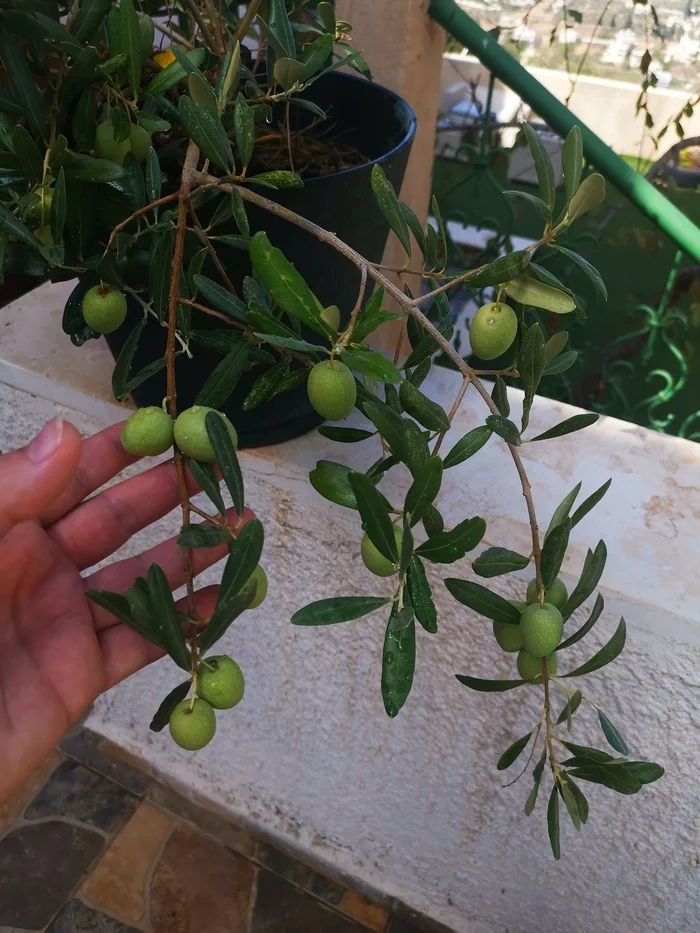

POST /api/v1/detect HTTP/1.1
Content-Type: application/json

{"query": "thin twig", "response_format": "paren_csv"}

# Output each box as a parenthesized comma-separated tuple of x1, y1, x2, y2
(200, 0, 226, 53)
(185, 0, 219, 53)
(154, 20, 196, 49)
(432, 374, 471, 456)
(188, 203, 238, 296)
(235, 0, 262, 41)
(167, 141, 201, 621)
(105, 193, 180, 253)
(337, 263, 367, 350)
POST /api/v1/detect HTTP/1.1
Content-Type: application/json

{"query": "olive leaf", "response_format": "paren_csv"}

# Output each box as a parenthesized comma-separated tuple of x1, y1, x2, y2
(292, 596, 392, 626)
(382, 604, 416, 717)
(349, 472, 398, 564)
(566, 173, 606, 223)
(407, 556, 437, 633)
(497, 731, 533, 771)
(444, 578, 521, 624)
(371, 164, 411, 256)
(149, 681, 191, 732)
(444, 426, 492, 469)
(563, 617, 626, 678)
(472, 547, 530, 578)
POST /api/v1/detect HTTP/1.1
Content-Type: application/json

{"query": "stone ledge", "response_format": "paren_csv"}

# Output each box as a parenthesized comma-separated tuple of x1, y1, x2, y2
(2, 281, 700, 933)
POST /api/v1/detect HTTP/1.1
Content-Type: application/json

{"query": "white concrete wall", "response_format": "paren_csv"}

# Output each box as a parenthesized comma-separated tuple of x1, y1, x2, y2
(442, 53, 700, 160)
(2, 283, 700, 933)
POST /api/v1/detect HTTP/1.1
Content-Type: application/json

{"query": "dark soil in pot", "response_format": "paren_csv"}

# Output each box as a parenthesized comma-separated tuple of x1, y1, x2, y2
(104, 72, 417, 448)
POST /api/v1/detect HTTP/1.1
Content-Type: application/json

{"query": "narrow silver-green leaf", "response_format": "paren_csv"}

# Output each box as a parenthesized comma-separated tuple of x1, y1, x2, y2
(547, 786, 561, 859)
(146, 564, 191, 671)
(519, 323, 546, 432)
(563, 617, 626, 678)
(497, 731, 533, 770)
(179, 96, 233, 171)
(405, 458, 443, 526)
(571, 478, 611, 529)
(371, 163, 410, 256)
(292, 596, 391, 626)
(597, 709, 629, 755)
(523, 123, 555, 211)
(553, 244, 607, 300)
(349, 472, 398, 563)
(566, 173, 606, 223)
(382, 606, 415, 717)
(119, 0, 142, 97)
(149, 680, 190, 732)
(562, 125, 583, 202)
(472, 547, 529, 578)
(444, 578, 521, 623)
(504, 276, 576, 314)
(407, 556, 437, 633)
(234, 93, 254, 168)
(196, 340, 250, 409)
(416, 517, 485, 564)
(530, 413, 599, 442)
(205, 410, 244, 516)
(443, 426, 492, 469)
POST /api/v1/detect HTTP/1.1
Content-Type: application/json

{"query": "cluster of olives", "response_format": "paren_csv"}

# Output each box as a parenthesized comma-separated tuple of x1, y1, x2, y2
(494, 578, 568, 682)
(169, 655, 245, 750)
(469, 301, 518, 360)
(119, 403, 237, 460)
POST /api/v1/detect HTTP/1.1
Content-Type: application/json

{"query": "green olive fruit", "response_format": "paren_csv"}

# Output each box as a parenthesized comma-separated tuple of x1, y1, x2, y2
(517, 650, 558, 683)
(169, 698, 216, 750)
(526, 577, 568, 612)
(95, 122, 131, 165)
(321, 304, 340, 331)
(35, 225, 54, 247)
(173, 406, 238, 463)
(307, 360, 357, 421)
(520, 602, 563, 658)
(249, 565, 268, 609)
(493, 619, 522, 653)
(28, 187, 53, 224)
(361, 528, 403, 577)
(137, 11, 155, 58)
(82, 284, 127, 334)
(121, 406, 175, 456)
(197, 656, 245, 710)
(129, 124, 152, 163)
(469, 302, 518, 360)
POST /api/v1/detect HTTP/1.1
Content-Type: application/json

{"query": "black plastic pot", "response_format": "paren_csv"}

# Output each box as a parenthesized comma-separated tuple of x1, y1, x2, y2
(105, 73, 417, 448)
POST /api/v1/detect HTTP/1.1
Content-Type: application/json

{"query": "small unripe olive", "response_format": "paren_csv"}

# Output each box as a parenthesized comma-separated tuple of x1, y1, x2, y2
(493, 619, 522, 653)
(520, 602, 563, 658)
(169, 698, 216, 750)
(95, 122, 131, 165)
(35, 225, 54, 247)
(121, 406, 174, 456)
(321, 305, 340, 331)
(517, 650, 558, 683)
(307, 360, 357, 421)
(129, 124, 152, 163)
(82, 284, 127, 334)
(469, 302, 518, 360)
(526, 577, 568, 612)
(249, 565, 268, 609)
(197, 655, 245, 710)
(361, 528, 403, 577)
(173, 406, 238, 463)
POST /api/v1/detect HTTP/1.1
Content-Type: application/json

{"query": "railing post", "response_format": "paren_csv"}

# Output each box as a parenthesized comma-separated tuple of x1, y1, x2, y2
(336, 0, 445, 346)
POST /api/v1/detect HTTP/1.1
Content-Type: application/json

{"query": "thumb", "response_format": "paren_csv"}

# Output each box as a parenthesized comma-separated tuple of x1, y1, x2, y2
(0, 418, 83, 540)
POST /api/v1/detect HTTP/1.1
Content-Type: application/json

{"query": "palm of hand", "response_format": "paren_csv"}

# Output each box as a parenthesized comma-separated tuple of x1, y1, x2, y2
(0, 419, 235, 803)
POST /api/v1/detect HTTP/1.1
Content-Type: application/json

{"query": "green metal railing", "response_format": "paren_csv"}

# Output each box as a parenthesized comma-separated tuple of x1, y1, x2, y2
(428, 0, 700, 265)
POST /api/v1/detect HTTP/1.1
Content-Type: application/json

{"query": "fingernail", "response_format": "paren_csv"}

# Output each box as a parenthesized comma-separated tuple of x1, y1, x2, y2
(27, 418, 64, 464)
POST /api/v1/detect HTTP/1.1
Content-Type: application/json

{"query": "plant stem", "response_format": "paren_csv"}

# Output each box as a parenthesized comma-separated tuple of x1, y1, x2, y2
(542, 656, 557, 779)
(105, 192, 181, 253)
(188, 203, 238, 296)
(337, 263, 367, 350)
(167, 142, 200, 623)
(235, 0, 262, 41)
(432, 374, 471, 456)
(185, 0, 220, 53)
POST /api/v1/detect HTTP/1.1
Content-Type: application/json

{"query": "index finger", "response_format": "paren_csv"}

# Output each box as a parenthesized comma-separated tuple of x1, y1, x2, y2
(38, 420, 138, 525)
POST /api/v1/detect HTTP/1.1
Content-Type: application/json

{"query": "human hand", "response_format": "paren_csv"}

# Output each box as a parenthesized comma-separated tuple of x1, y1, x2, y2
(0, 418, 248, 804)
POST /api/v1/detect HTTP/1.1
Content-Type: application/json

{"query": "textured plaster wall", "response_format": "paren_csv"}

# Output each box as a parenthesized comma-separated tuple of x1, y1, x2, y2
(2, 286, 700, 932)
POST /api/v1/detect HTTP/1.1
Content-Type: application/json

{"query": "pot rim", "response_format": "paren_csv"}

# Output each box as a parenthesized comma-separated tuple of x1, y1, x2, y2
(297, 71, 418, 186)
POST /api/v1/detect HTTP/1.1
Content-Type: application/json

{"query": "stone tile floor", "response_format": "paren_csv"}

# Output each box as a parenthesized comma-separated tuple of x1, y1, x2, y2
(0, 728, 449, 933)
